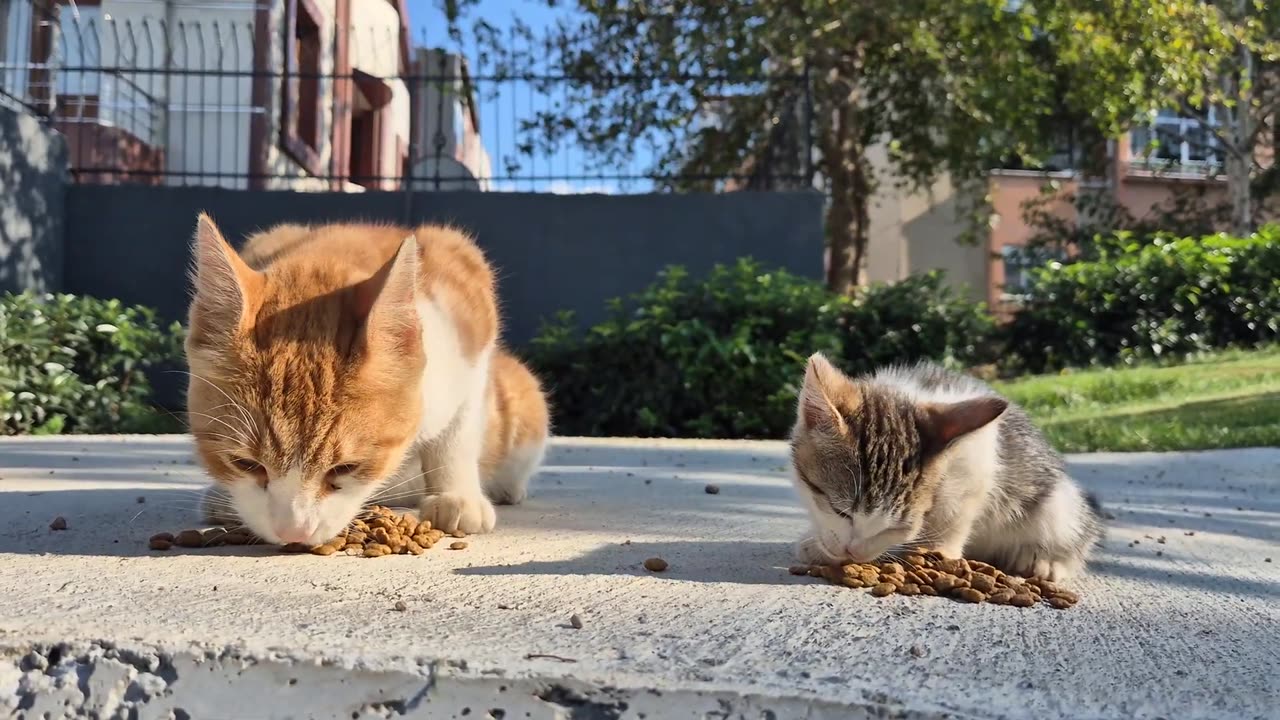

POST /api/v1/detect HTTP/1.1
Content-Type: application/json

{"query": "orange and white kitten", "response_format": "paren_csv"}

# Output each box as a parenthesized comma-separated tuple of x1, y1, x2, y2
(185, 214, 548, 545)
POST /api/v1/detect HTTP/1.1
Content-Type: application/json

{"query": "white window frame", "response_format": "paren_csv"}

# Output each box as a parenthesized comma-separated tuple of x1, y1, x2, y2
(1130, 107, 1221, 170)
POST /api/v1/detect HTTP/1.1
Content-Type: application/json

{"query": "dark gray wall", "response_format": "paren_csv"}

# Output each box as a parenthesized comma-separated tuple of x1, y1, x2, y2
(64, 186, 824, 348)
(0, 106, 67, 294)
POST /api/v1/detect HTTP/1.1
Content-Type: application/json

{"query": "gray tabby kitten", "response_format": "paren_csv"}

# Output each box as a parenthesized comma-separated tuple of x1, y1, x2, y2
(790, 354, 1103, 580)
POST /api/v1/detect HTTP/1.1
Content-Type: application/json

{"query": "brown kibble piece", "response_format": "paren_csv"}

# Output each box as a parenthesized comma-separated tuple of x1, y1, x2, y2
(148, 538, 173, 551)
(569, 614, 584, 629)
(175, 530, 205, 548)
(406, 540, 425, 555)
(394, 600, 408, 612)
(1010, 593, 1036, 608)
(451, 530, 467, 539)
(1030, 578, 1058, 595)
(643, 557, 668, 572)
(952, 587, 986, 603)
(1050, 590, 1080, 604)
(149, 532, 175, 543)
(880, 562, 903, 576)
(870, 582, 897, 597)
(280, 542, 310, 554)
(310, 544, 339, 556)
(449, 541, 468, 550)
(899, 583, 921, 596)
(789, 565, 811, 576)
(903, 553, 926, 567)
(1047, 597, 1073, 610)
(704, 484, 720, 495)
(918, 584, 938, 596)
(363, 543, 391, 558)
(49, 516, 68, 531)
(988, 590, 1015, 605)
(969, 574, 997, 594)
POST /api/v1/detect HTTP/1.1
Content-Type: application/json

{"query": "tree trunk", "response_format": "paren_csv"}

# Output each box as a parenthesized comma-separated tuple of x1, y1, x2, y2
(1226, 150, 1252, 236)
(822, 105, 870, 294)
(1225, 0, 1255, 236)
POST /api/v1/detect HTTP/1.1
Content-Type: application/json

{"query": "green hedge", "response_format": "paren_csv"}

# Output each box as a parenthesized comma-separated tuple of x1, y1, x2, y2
(0, 292, 185, 435)
(526, 259, 996, 439)
(1005, 228, 1280, 373)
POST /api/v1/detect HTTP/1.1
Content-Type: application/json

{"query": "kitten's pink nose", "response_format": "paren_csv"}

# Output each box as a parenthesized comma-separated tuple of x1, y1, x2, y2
(845, 542, 876, 562)
(275, 523, 315, 544)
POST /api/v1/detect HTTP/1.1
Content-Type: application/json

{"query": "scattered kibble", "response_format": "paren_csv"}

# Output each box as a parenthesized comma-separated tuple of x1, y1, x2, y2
(145, 506, 450, 559)
(643, 557, 669, 572)
(393, 600, 408, 612)
(569, 614, 583, 629)
(799, 550, 1081, 609)
(49, 517, 67, 531)
(704, 484, 720, 495)
(449, 541, 468, 550)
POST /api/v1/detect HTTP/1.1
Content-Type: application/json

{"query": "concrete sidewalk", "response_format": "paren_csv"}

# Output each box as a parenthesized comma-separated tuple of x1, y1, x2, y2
(0, 436, 1276, 719)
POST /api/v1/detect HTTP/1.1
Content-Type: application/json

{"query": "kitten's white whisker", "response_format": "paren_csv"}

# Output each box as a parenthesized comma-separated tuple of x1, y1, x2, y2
(371, 464, 446, 498)
(173, 370, 258, 435)
(185, 410, 251, 444)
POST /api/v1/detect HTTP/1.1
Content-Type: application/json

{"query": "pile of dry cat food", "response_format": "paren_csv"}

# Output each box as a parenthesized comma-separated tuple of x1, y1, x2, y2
(791, 549, 1080, 609)
(147, 505, 465, 558)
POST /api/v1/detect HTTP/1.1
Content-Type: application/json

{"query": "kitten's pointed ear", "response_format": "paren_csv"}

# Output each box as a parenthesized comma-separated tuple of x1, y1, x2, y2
(188, 213, 260, 342)
(919, 396, 1008, 454)
(353, 236, 421, 354)
(798, 353, 859, 434)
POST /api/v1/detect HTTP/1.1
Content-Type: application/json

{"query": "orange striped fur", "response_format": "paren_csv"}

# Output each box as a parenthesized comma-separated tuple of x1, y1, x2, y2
(186, 215, 548, 544)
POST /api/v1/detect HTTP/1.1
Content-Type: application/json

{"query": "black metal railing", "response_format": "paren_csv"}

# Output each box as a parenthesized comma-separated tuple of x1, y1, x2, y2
(0, 2, 813, 193)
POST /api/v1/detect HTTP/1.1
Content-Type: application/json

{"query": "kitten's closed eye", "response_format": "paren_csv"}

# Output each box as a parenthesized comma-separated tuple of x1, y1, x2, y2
(232, 457, 263, 474)
(800, 469, 858, 519)
(325, 463, 363, 491)
(230, 457, 268, 487)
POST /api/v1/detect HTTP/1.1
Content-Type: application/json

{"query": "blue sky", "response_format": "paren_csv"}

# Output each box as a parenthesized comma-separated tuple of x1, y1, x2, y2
(404, 0, 650, 193)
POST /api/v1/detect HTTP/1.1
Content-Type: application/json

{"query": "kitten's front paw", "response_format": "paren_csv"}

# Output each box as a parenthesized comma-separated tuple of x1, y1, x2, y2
(201, 484, 239, 525)
(419, 491, 497, 534)
(1004, 548, 1083, 581)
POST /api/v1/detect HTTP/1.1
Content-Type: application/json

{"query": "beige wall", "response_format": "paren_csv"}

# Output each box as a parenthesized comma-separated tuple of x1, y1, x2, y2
(863, 141, 987, 302)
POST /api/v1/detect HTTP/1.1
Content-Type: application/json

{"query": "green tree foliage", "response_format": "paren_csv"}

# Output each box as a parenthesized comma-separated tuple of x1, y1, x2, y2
(444, 0, 1071, 293)
(1043, 0, 1280, 235)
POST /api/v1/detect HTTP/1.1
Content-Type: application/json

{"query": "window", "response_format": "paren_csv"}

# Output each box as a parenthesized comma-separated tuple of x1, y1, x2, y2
(1000, 246, 1065, 301)
(1130, 108, 1220, 170)
(346, 70, 391, 188)
(280, 0, 323, 174)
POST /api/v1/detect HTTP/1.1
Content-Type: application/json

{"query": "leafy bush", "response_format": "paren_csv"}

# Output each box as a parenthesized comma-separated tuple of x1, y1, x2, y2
(0, 292, 185, 435)
(526, 259, 997, 439)
(1004, 228, 1280, 373)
